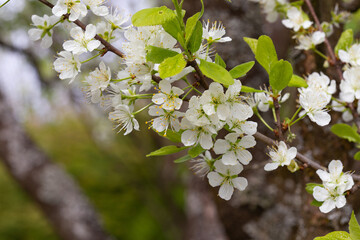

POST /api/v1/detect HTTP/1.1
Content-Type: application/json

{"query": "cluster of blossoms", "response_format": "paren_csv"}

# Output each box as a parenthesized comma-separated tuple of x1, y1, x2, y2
(28, 0, 359, 213)
(313, 160, 354, 213)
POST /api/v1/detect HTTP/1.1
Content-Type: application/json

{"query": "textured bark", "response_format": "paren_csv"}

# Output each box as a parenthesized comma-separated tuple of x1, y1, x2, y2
(0, 90, 111, 240)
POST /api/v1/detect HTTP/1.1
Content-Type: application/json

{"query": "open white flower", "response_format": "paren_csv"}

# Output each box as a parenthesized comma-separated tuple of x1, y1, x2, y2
(109, 104, 139, 135)
(313, 185, 348, 213)
(207, 161, 248, 201)
(316, 160, 354, 191)
(339, 67, 360, 103)
(214, 133, 256, 166)
(148, 105, 183, 133)
(82, 0, 109, 16)
(226, 117, 258, 136)
(185, 96, 220, 127)
(52, 0, 87, 21)
(306, 72, 336, 102)
(53, 51, 81, 83)
(191, 151, 213, 177)
(200, 82, 229, 120)
(282, 7, 312, 32)
(339, 43, 360, 67)
(28, 14, 60, 48)
(105, 8, 131, 31)
(254, 91, 290, 112)
(84, 61, 111, 103)
(63, 24, 101, 54)
(264, 141, 297, 171)
(299, 88, 331, 126)
(203, 20, 232, 43)
(295, 31, 325, 50)
(152, 80, 184, 111)
(181, 118, 217, 149)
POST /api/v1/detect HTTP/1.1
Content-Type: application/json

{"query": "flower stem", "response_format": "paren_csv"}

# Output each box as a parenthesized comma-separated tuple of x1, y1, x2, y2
(255, 112, 274, 131)
(313, 48, 328, 60)
(290, 106, 302, 123)
(81, 53, 102, 64)
(182, 88, 193, 100)
(111, 77, 132, 82)
(0, 0, 11, 8)
(133, 103, 154, 115)
(289, 113, 307, 126)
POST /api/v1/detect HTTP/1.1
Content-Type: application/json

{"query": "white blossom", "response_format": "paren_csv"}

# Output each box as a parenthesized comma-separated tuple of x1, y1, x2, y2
(109, 104, 139, 135)
(105, 8, 131, 31)
(84, 61, 111, 103)
(306, 72, 336, 103)
(339, 44, 360, 67)
(207, 160, 248, 200)
(339, 67, 360, 103)
(200, 82, 229, 120)
(52, 0, 87, 21)
(82, 0, 109, 16)
(203, 20, 232, 43)
(299, 88, 331, 126)
(316, 160, 354, 191)
(181, 118, 217, 150)
(214, 133, 256, 166)
(295, 31, 325, 50)
(28, 14, 60, 48)
(63, 24, 101, 54)
(250, 0, 289, 23)
(282, 7, 312, 32)
(185, 96, 219, 127)
(53, 51, 81, 83)
(264, 141, 297, 171)
(254, 91, 290, 112)
(191, 151, 213, 177)
(331, 100, 353, 122)
(148, 105, 183, 133)
(152, 80, 184, 111)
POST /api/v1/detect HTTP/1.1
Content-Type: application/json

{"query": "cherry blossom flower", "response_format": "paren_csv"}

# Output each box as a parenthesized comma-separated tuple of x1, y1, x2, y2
(339, 67, 360, 102)
(84, 61, 111, 103)
(339, 43, 360, 67)
(82, 0, 109, 16)
(53, 51, 81, 83)
(63, 24, 101, 54)
(295, 31, 325, 50)
(282, 7, 312, 32)
(203, 20, 232, 43)
(207, 161, 248, 200)
(28, 14, 60, 48)
(148, 105, 183, 133)
(152, 80, 184, 111)
(109, 104, 139, 135)
(52, 0, 87, 22)
(181, 118, 217, 150)
(264, 141, 297, 171)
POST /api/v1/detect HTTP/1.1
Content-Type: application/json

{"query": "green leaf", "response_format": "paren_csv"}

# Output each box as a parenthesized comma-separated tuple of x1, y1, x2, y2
(185, 12, 201, 43)
(288, 74, 308, 88)
(305, 183, 323, 194)
(349, 211, 360, 240)
(162, 130, 182, 143)
(354, 151, 360, 161)
(243, 37, 258, 55)
(162, 18, 182, 41)
(174, 154, 192, 163)
(132, 6, 177, 27)
(335, 29, 353, 55)
(159, 54, 187, 79)
(331, 124, 360, 143)
(146, 46, 179, 64)
(255, 35, 278, 74)
(199, 59, 234, 86)
(215, 53, 226, 68)
(269, 60, 293, 91)
(177, 32, 186, 49)
(187, 21, 203, 53)
(146, 145, 189, 157)
(240, 86, 264, 93)
(229, 61, 255, 78)
(311, 200, 323, 207)
(314, 231, 351, 240)
(188, 144, 205, 158)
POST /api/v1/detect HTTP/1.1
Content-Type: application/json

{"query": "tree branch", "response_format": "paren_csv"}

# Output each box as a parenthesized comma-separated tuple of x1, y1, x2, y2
(188, 60, 209, 90)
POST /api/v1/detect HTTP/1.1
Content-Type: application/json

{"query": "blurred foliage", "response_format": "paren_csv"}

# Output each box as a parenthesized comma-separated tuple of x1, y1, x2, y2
(0, 113, 186, 240)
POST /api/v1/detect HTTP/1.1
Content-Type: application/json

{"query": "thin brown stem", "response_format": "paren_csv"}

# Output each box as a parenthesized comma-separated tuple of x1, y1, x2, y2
(273, 97, 284, 141)
(38, 0, 125, 58)
(188, 60, 209, 90)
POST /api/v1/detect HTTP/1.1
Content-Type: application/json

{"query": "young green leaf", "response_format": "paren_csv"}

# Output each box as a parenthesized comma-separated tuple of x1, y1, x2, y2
(288, 74, 308, 88)
(240, 86, 264, 93)
(229, 61, 255, 78)
(188, 144, 205, 158)
(162, 17, 182, 41)
(331, 123, 360, 143)
(314, 231, 351, 240)
(305, 183, 323, 194)
(159, 54, 187, 79)
(146, 46, 179, 64)
(185, 12, 201, 43)
(255, 35, 278, 73)
(147, 145, 189, 157)
(174, 154, 192, 163)
(199, 59, 234, 86)
(335, 29, 353, 55)
(132, 6, 177, 27)
(269, 60, 293, 91)
(354, 151, 360, 161)
(349, 211, 360, 240)
(215, 53, 227, 68)
(310, 200, 323, 207)
(243, 37, 258, 55)
(187, 21, 203, 53)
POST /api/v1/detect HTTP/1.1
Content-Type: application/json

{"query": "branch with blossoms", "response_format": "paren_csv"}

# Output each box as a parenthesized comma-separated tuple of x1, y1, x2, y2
(29, 0, 360, 227)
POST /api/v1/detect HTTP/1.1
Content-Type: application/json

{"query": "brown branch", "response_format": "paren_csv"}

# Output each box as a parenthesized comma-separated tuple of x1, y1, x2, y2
(38, 0, 125, 58)
(273, 97, 284, 141)
(188, 60, 209, 90)
(254, 132, 360, 182)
